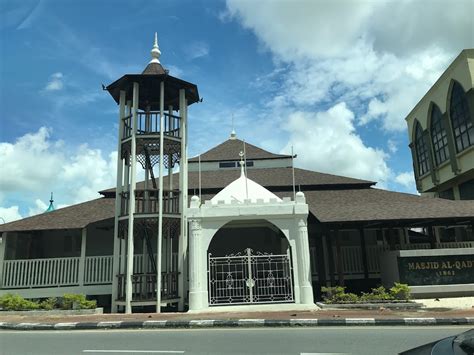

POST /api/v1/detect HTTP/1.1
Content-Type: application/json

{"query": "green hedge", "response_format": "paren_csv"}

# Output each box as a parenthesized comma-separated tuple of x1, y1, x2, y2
(0, 293, 96, 311)
(321, 283, 411, 304)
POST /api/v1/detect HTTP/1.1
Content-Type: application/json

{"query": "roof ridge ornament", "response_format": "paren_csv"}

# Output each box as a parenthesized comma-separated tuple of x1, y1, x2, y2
(239, 151, 245, 177)
(149, 32, 161, 64)
(45, 192, 55, 213)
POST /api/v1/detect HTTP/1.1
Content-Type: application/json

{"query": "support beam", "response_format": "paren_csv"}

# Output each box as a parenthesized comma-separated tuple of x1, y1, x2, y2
(125, 82, 139, 314)
(111, 90, 126, 312)
(359, 228, 369, 281)
(156, 80, 165, 313)
(78, 227, 87, 286)
(333, 230, 344, 287)
(0, 232, 7, 288)
(325, 232, 335, 286)
(178, 89, 187, 311)
(314, 231, 327, 289)
(427, 226, 436, 249)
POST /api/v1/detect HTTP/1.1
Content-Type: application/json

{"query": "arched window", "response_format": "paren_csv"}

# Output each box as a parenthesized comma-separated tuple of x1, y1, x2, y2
(450, 81, 473, 152)
(415, 122, 429, 176)
(430, 104, 449, 165)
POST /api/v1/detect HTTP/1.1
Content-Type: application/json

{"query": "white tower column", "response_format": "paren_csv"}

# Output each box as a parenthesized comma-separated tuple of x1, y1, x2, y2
(125, 82, 139, 314)
(178, 89, 188, 311)
(111, 90, 126, 312)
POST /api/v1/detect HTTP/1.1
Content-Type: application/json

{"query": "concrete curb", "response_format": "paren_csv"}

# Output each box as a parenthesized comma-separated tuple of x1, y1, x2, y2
(0, 317, 473, 330)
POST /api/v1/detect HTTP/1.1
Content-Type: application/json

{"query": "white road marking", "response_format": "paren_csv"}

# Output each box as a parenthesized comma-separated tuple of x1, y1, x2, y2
(301, 353, 351, 355)
(83, 350, 184, 354)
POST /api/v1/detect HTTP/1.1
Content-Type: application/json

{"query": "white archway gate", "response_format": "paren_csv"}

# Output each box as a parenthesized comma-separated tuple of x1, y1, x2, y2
(187, 191, 314, 312)
(208, 248, 294, 305)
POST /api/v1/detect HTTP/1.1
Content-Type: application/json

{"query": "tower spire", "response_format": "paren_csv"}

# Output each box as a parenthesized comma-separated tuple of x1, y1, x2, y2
(230, 114, 236, 140)
(149, 32, 161, 64)
(45, 192, 55, 213)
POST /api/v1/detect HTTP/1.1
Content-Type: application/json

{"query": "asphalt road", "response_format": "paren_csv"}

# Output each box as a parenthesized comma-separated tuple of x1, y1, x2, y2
(0, 326, 471, 355)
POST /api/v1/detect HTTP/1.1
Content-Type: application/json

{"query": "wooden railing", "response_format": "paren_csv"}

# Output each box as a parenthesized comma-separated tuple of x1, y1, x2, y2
(120, 190, 179, 216)
(122, 112, 181, 140)
(310, 241, 474, 278)
(2, 257, 80, 289)
(116, 272, 179, 301)
(1, 254, 179, 291)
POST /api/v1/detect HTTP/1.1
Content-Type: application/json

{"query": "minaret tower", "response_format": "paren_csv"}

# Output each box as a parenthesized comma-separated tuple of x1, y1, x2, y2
(106, 34, 199, 313)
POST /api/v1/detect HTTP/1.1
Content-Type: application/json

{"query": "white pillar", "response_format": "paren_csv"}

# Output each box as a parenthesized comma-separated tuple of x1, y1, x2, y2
(111, 90, 126, 312)
(0, 232, 7, 288)
(78, 227, 87, 286)
(188, 215, 208, 311)
(296, 218, 314, 304)
(178, 89, 187, 311)
(156, 80, 165, 313)
(125, 82, 139, 314)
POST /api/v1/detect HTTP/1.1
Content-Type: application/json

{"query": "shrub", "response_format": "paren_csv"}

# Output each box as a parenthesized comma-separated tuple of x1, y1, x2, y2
(0, 294, 40, 311)
(360, 286, 393, 302)
(390, 283, 411, 300)
(39, 297, 57, 310)
(61, 294, 96, 310)
(321, 286, 359, 303)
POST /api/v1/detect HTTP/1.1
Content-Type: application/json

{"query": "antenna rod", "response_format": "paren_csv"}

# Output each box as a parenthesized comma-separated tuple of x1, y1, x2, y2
(243, 140, 249, 200)
(291, 145, 296, 201)
(198, 154, 202, 200)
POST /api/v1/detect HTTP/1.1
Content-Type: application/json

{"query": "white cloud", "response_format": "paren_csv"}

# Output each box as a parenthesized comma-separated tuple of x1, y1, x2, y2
(281, 103, 391, 184)
(225, 0, 471, 132)
(0, 127, 117, 218)
(0, 206, 22, 223)
(395, 171, 416, 190)
(44, 72, 64, 91)
(186, 41, 210, 59)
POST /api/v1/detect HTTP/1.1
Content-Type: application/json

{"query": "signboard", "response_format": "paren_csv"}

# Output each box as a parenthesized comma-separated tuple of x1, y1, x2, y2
(397, 254, 474, 286)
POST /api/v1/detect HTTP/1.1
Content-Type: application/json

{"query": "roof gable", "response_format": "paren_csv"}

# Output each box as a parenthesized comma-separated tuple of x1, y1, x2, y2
(189, 138, 291, 162)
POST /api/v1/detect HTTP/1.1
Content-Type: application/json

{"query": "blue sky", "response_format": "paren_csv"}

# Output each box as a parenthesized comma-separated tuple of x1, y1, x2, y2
(0, 0, 473, 222)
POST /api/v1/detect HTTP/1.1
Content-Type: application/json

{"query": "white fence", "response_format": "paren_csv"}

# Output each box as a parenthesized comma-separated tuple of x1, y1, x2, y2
(1, 253, 178, 290)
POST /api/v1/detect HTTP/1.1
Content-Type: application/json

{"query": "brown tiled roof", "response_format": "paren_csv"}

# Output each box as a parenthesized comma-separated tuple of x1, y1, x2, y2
(300, 188, 474, 223)
(100, 167, 374, 196)
(142, 62, 167, 75)
(188, 139, 292, 162)
(0, 198, 115, 233)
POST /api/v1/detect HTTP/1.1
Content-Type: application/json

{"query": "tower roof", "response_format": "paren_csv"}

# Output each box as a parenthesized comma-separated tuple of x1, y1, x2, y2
(106, 34, 199, 110)
(189, 138, 292, 163)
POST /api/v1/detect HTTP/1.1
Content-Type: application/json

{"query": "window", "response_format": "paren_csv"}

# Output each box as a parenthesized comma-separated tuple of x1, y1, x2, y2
(450, 81, 473, 152)
(218, 161, 254, 168)
(414, 122, 429, 176)
(438, 188, 454, 200)
(430, 104, 449, 165)
(219, 161, 236, 168)
(459, 179, 474, 200)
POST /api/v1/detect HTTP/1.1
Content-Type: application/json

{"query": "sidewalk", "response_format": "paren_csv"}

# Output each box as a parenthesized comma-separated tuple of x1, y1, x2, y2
(1, 306, 473, 330)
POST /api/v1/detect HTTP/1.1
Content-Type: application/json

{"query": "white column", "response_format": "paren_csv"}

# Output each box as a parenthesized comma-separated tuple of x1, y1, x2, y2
(188, 216, 207, 311)
(296, 218, 314, 304)
(111, 90, 126, 312)
(78, 227, 87, 286)
(156, 80, 165, 312)
(178, 89, 187, 311)
(0, 232, 7, 288)
(125, 82, 139, 314)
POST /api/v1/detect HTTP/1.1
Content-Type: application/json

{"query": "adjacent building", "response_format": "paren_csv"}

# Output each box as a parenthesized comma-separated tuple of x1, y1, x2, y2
(406, 49, 474, 200)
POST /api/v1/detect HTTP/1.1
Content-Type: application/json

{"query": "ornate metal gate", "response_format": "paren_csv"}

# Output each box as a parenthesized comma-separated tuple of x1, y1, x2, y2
(208, 248, 294, 305)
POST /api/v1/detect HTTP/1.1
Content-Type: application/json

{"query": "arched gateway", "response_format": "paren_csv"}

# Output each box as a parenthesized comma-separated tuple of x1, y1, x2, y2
(187, 161, 314, 311)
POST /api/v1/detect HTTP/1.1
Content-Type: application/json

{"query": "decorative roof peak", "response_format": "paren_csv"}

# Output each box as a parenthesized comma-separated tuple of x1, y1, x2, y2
(149, 32, 161, 64)
(45, 192, 55, 213)
(229, 114, 237, 139)
(239, 151, 245, 177)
